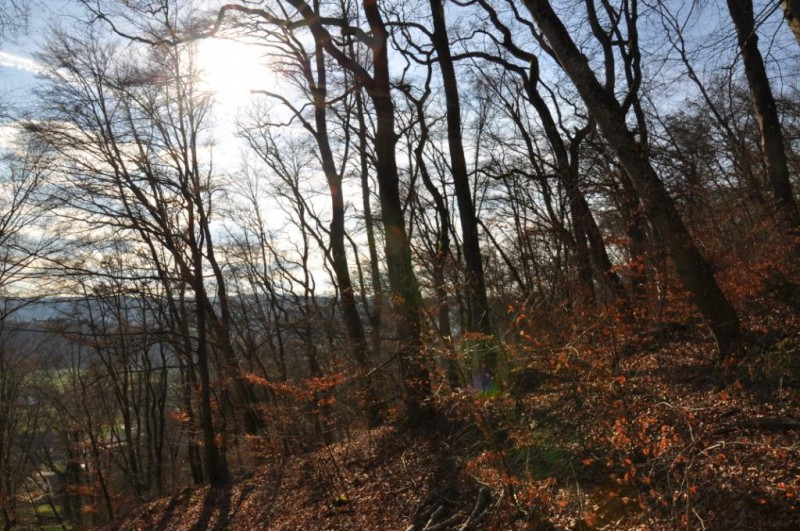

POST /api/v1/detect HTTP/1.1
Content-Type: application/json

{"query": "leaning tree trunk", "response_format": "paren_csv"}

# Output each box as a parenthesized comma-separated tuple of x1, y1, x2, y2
(523, 0, 742, 358)
(727, 0, 800, 236)
(523, 73, 630, 308)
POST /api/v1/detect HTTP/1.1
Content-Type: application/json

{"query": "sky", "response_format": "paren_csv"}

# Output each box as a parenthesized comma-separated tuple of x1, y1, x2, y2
(0, 1, 321, 289)
(1, 1, 264, 103)
(0, 52, 39, 113)
(1, 0, 798, 298)
(4, 0, 799, 179)
(5, 1, 798, 118)
(0, 1, 78, 110)
(0, 0, 278, 168)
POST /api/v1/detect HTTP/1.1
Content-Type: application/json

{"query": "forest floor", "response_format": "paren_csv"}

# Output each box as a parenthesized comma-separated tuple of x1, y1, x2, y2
(107, 313, 800, 530)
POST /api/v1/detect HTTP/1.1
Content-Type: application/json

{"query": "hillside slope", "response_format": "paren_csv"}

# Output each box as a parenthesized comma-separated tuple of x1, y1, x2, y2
(106, 425, 484, 531)
(105, 323, 800, 531)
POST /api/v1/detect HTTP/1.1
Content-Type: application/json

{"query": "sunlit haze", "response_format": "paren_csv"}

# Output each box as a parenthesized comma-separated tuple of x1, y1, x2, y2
(195, 37, 270, 113)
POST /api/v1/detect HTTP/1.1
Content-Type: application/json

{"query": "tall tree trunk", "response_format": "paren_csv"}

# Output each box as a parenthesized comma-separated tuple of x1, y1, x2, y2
(352, 84, 384, 360)
(362, 0, 432, 418)
(308, 24, 380, 426)
(523, 0, 742, 357)
(726, 0, 800, 235)
(783, 0, 800, 45)
(191, 238, 229, 485)
(410, 88, 461, 389)
(429, 0, 496, 383)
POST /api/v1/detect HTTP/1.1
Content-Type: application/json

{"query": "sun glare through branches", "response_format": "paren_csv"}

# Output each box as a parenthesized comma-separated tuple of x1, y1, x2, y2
(195, 37, 270, 112)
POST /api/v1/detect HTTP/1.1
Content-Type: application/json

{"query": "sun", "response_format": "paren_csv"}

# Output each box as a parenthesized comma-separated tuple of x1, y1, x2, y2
(195, 38, 270, 109)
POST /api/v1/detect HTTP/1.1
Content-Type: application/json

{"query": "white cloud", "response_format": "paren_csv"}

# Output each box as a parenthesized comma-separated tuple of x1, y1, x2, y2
(0, 51, 42, 74)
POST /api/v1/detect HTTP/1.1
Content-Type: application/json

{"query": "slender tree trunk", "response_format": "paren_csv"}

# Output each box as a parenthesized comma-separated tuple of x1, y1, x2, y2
(429, 0, 496, 382)
(726, 0, 800, 235)
(309, 31, 380, 425)
(190, 229, 229, 485)
(363, 0, 432, 417)
(523, 0, 742, 357)
(410, 90, 461, 389)
(354, 86, 384, 360)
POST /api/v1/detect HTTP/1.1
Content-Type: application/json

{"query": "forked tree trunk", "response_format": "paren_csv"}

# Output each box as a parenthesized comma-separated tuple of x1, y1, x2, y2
(523, 0, 742, 357)
(523, 75, 628, 308)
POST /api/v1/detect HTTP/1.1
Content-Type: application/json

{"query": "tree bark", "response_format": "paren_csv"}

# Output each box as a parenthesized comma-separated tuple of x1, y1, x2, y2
(727, 0, 800, 235)
(429, 0, 496, 383)
(523, 0, 742, 357)
(307, 23, 380, 426)
(783, 0, 800, 45)
(362, 0, 432, 417)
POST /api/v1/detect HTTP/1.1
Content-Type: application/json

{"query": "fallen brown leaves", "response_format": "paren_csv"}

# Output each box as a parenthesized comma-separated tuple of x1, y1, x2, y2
(102, 301, 800, 530)
(102, 424, 481, 531)
(466, 310, 800, 530)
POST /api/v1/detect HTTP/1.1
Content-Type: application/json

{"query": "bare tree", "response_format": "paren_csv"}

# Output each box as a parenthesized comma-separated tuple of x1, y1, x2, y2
(0, 1, 28, 43)
(522, 0, 742, 357)
(426, 0, 497, 382)
(192, 0, 434, 418)
(725, 0, 800, 237)
(237, 11, 382, 424)
(29, 30, 235, 484)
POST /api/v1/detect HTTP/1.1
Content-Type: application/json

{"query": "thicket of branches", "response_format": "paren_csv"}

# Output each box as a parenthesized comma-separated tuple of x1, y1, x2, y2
(0, 0, 798, 528)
